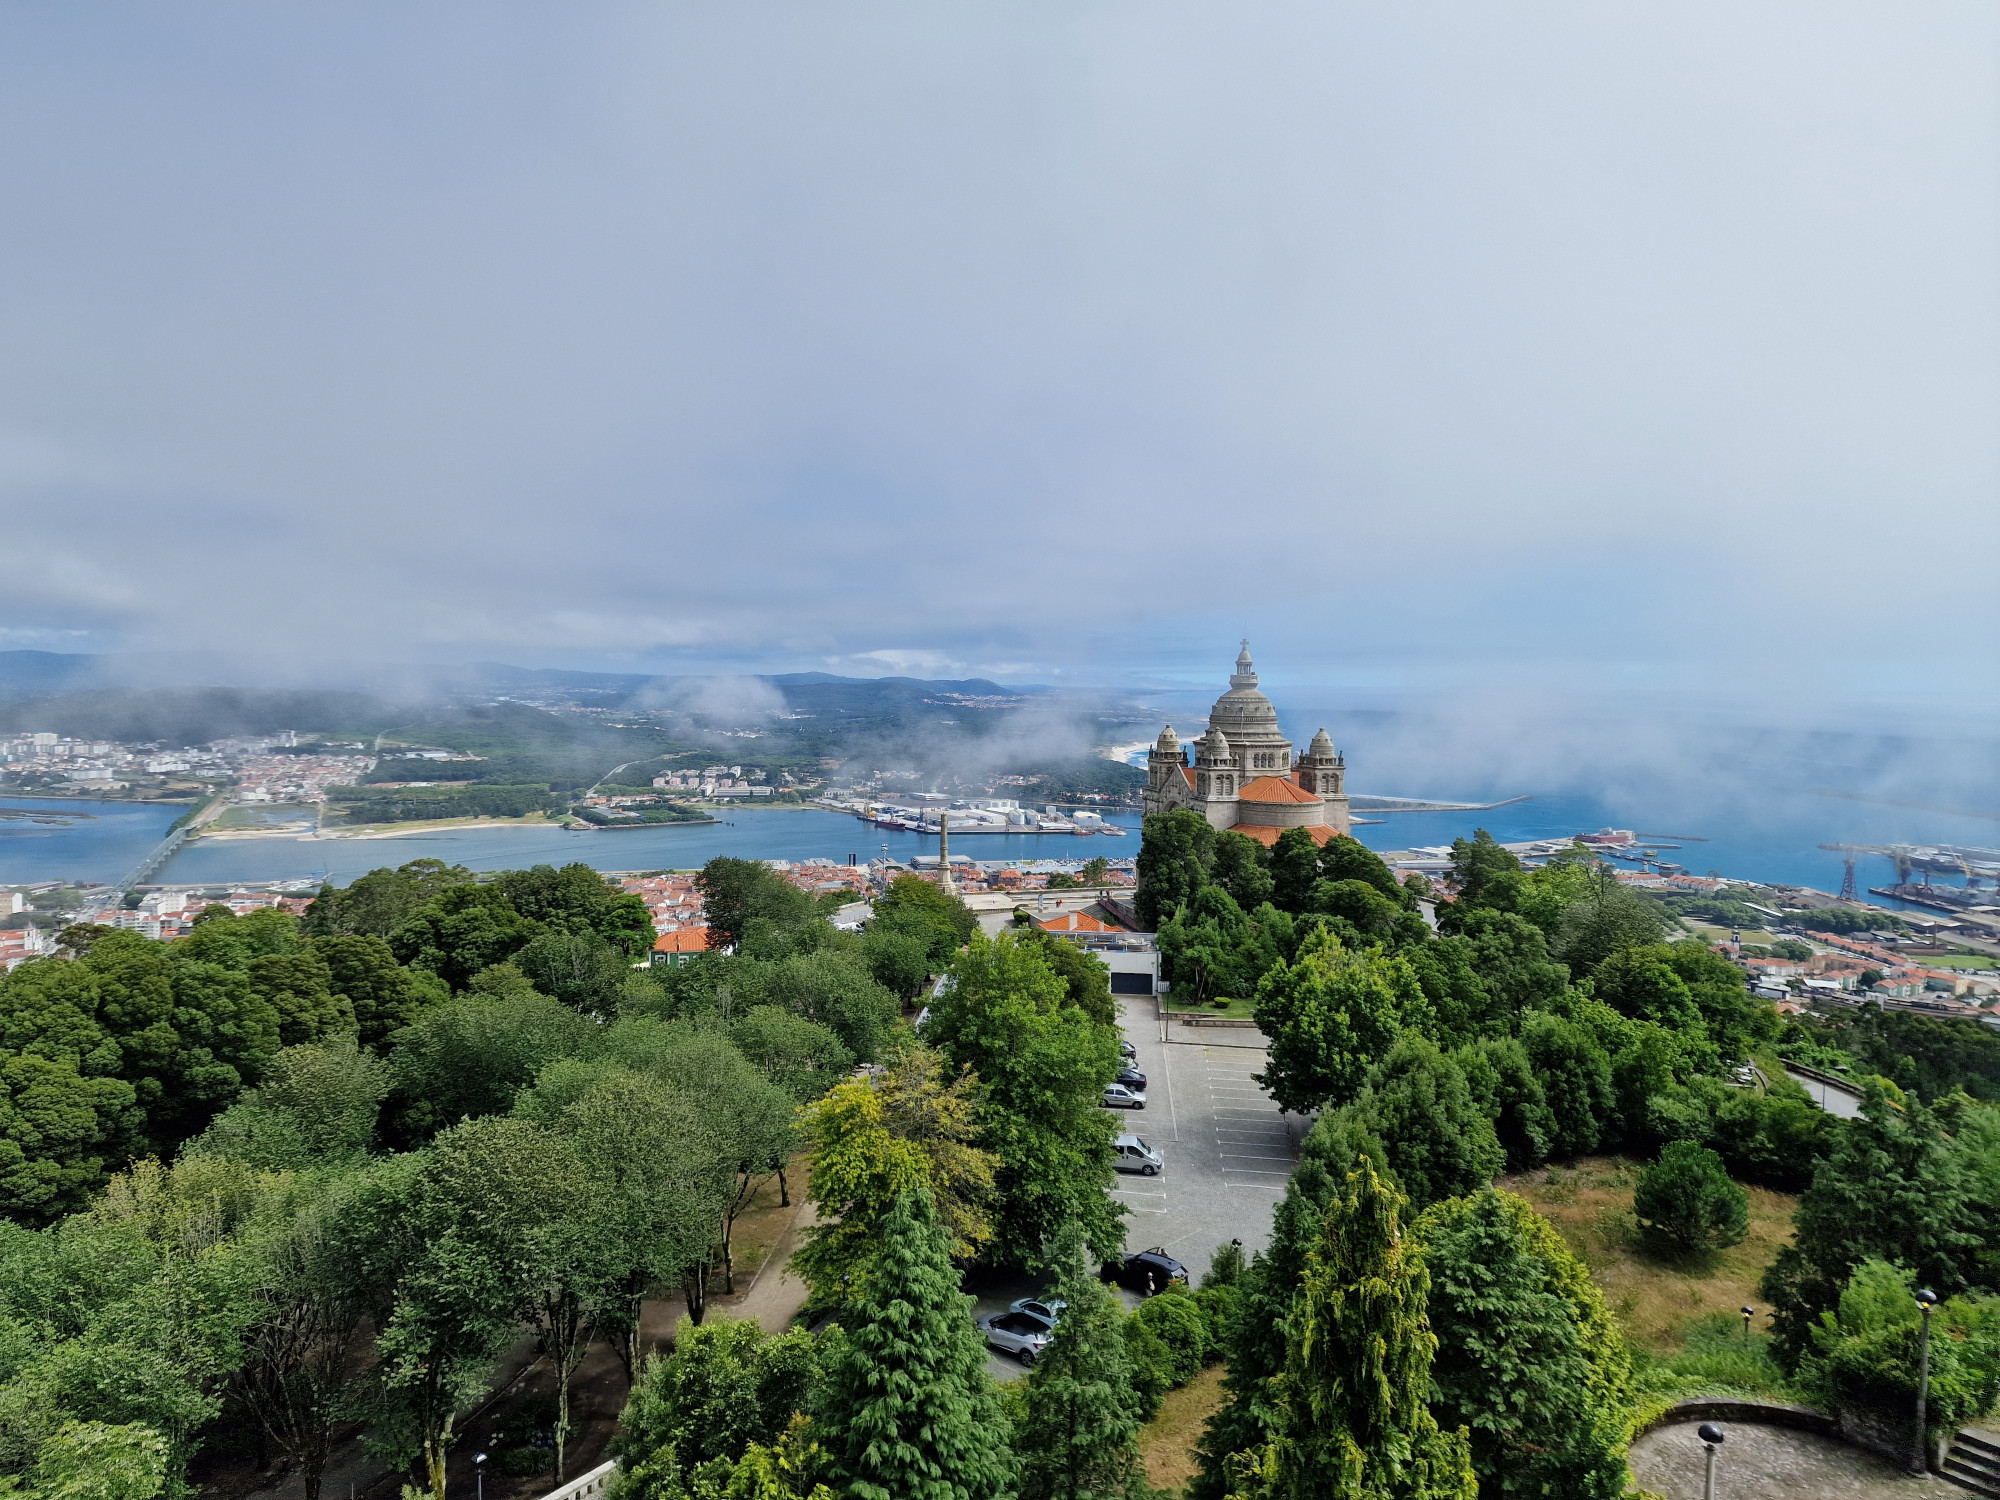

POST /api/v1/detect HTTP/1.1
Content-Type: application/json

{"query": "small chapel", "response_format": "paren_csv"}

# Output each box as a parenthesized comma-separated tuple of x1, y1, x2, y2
(1140, 642, 1351, 847)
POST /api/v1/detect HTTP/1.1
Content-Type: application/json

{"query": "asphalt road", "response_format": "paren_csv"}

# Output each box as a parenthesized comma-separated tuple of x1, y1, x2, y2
(970, 995, 1303, 1382)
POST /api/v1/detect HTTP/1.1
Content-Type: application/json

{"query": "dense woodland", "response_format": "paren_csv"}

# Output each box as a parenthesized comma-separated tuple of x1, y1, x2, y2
(0, 818, 1998, 1500)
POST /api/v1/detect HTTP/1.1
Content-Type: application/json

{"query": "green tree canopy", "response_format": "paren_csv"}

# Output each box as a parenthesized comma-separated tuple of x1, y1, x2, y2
(1017, 1237, 1144, 1500)
(926, 932, 1122, 1269)
(1633, 1142, 1748, 1256)
(1352, 1038, 1504, 1214)
(1246, 1160, 1475, 1500)
(1414, 1189, 1633, 1500)
(817, 1190, 1017, 1500)
(1252, 931, 1434, 1115)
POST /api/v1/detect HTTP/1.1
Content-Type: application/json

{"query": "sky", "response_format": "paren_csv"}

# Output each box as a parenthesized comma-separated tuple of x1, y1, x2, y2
(0, 3, 1995, 714)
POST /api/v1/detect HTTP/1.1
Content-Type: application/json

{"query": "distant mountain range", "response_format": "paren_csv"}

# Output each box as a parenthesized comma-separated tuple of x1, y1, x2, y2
(0, 650, 1037, 704)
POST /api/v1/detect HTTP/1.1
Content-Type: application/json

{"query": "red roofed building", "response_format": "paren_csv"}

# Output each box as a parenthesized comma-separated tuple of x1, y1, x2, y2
(1036, 910, 1117, 935)
(1140, 642, 1351, 844)
(651, 927, 711, 968)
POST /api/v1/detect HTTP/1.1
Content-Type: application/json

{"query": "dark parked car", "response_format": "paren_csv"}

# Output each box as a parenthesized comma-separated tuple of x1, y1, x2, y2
(1102, 1248, 1189, 1295)
(1115, 1065, 1148, 1090)
(1119, 1039, 1138, 1059)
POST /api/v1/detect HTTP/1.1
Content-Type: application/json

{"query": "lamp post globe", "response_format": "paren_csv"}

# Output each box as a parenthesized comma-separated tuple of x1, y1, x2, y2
(1697, 1424, 1724, 1500)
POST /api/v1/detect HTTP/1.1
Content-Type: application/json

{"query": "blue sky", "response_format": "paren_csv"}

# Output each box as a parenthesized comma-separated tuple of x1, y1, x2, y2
(0, 3, 1994, 713)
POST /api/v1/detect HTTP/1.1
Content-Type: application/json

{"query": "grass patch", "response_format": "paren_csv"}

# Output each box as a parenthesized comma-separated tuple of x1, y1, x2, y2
(1498, 1156, 1798, 1356)
(1164, 995, 1257, 1019)
(1138, 1364, 1225, 1494)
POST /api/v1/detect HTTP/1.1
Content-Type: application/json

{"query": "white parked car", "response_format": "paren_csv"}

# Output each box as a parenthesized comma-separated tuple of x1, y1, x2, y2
(1101, 1082, 1146, 1110)
(978, 1310, 1053, 1365)
(1113, 1134, 1163, 1176)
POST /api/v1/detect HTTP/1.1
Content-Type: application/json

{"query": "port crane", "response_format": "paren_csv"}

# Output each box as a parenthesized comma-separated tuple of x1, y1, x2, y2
(1818, 843, 2000, 887)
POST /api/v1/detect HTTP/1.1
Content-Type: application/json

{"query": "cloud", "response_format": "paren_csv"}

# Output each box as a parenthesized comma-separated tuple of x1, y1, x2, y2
(0, 3, 1992, 708)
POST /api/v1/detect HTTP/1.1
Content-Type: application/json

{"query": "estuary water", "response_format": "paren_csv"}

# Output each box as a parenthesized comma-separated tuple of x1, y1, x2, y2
(0, 797, 184, 886)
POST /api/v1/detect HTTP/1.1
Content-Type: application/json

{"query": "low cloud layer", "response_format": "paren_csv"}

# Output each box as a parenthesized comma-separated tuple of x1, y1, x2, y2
(0, 4, 1993, 708)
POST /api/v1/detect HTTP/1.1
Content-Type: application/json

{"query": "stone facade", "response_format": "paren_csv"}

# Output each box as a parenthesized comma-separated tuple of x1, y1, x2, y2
(1141, 643, 1351, 846)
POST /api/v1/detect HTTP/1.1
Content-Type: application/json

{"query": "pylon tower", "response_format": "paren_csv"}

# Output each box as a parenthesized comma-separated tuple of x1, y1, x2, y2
(1839, 856, 1857, 902)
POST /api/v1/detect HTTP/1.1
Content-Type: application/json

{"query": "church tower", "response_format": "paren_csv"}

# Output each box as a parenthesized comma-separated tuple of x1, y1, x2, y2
(1191, 725, 1240, 829)
(1297, 727, 1351, 835)
(1147, 724, 1183, 796)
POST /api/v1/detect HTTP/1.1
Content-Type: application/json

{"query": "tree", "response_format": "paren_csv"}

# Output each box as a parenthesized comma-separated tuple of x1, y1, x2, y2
(1549, 869, 1669, 974)
(388, 884, 539, 990)
(1414, 1190, 1632, 1500)
(28, 1420, 168, 1500)
(1761, 1083, 1981, 1366)
(313, 933, 448, 1050)
(382, 975, 597, 1143)
(1135, 809, 1217, 929)
(1518, 1015, 1614, 1160)
(1452, 1039, 1554, 1174)
(492, 863, 654, 957)
(1211, 833, 1275, 913)
(817, 1190, 1017, 1500)
(1252, 931, 1433, 1115)
(1443, 831, 1524, 916)
(1017, 931, 1117, 1029)
(1450, 910, 1569, 1027)
(860, 928, 932, 1000)
(925, 933, 1122, 1269)
(1352, 1039, 1504, 1214)
(699, 859, 819, 952)
(1017, 1238, 1144, 1500)
(602, 1021, 797, 1297)
(615, 1317, 824, 1500)
(1241, 1160, 1475, 1500)
(873, 875, 978, 954)
(229, 1165, 393, 1500)
(375, 1117, 589, 1500)
(796, 1043, 997, 1306)
(1632, 1142, 1748, 1256)
(1269, 828, 1323, 915)
(757, 952, 901, 1063)
(192, 1038, 390, 1170)
(303, 859, 473, 939)
(731, 1008, 854, 1104)
(512, 930, 632, 1018)
(0, 1054, 138, 1224)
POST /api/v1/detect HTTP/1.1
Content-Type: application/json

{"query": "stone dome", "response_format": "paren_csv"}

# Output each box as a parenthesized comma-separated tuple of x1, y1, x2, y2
(1307, 727, 1336, 756)
(1208, 640, 1280, 737)
(1154, 724, 1180, 754)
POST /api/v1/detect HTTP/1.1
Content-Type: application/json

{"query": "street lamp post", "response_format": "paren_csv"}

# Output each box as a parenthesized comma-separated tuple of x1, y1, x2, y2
(1740, 1305, 1754, 1339)
(1914, 1289, 1939, 1474)
(475, 1452, 488, 1500)
(1698, 1423, 1724, 1500)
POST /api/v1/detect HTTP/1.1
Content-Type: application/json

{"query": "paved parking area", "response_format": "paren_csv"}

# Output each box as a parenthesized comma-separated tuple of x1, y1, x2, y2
(967, 997, 1302, 1382)
(1108, 996, 1299, 1284)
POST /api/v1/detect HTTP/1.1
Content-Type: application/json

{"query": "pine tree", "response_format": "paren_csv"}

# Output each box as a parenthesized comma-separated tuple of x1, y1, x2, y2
(817, 1190, 1017, 1500)
(1245, 1159, 1475, 1500)
(1018, 1239, 1144, 1500)
(1415, 1190, 1633, 1500)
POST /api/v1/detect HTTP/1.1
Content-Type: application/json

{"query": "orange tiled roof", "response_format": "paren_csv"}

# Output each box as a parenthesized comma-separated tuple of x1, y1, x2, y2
(1237, 775, 1318, 804)
(1036, 911, 1116, 934)
(653, 928, 711, 953)
(1180, 765, 1196, 790)
(1228, 822, 1340, 849)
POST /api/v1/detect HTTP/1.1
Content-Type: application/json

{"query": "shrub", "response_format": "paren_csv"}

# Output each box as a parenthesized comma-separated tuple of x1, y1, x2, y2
(1633, 1142, 1748, 1255)
(1132, 1288, 1209, 1387)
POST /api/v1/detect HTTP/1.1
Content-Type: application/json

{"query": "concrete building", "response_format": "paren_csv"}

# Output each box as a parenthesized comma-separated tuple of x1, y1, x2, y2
(1140, 641, 1351, 847)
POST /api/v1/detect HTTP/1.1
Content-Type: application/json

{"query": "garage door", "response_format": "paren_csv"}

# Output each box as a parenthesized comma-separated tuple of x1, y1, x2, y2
(1109, 971, 1153, 994)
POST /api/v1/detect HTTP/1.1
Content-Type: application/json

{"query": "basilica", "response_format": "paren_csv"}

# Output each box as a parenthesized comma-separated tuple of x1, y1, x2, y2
(1141, 642, 1351, 847)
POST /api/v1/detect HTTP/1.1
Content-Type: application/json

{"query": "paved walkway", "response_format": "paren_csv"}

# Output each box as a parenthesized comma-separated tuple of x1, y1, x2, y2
(1629, 1421, 1962, 1499)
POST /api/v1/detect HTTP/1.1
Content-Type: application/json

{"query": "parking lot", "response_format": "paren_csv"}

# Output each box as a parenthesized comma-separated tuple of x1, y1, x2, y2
(970, 995, 1303, 1381)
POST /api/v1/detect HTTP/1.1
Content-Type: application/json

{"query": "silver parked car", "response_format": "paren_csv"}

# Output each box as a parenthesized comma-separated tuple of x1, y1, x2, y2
(1112, 1134, 1163, 1176)
(1008, 1297, 1067, 1331)
(1102, 1082, 1146, 1110)
(977, 1310, 1053, 1365)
